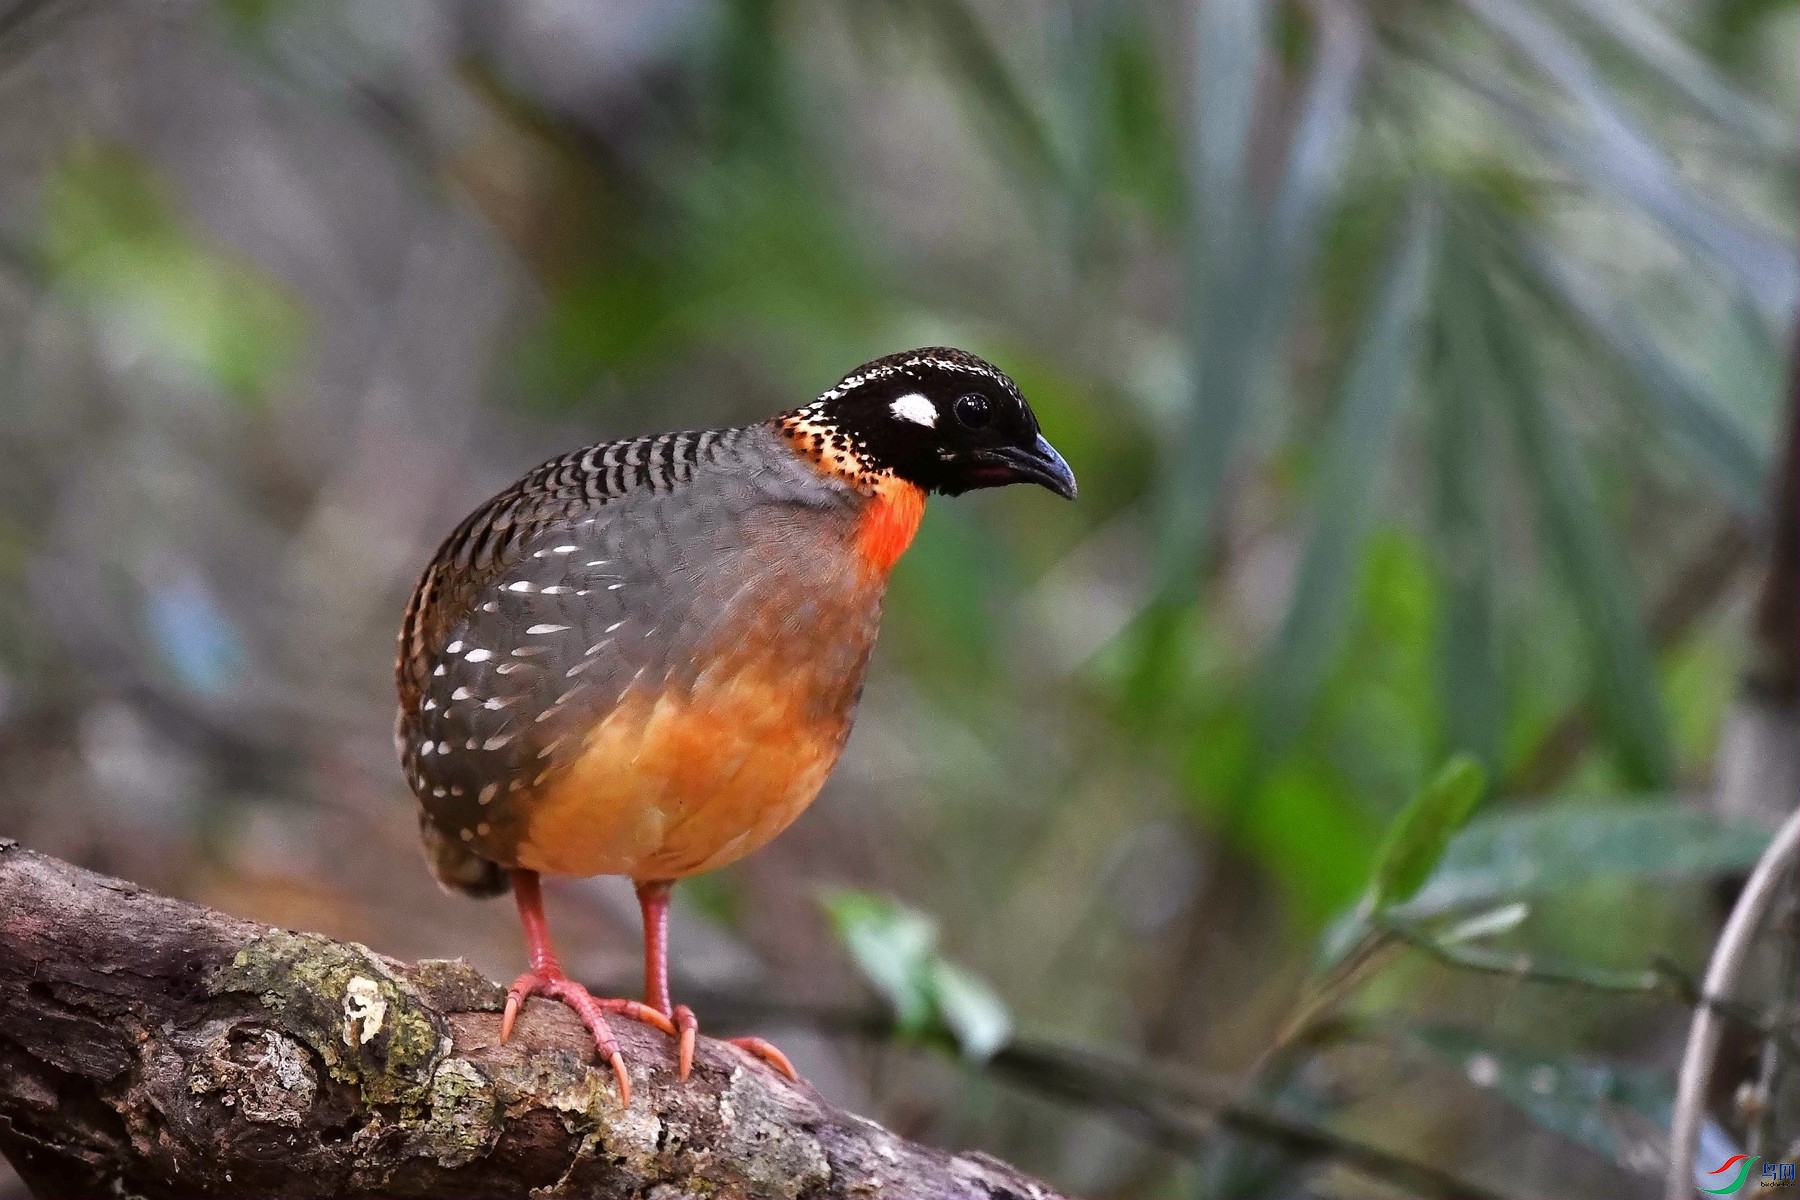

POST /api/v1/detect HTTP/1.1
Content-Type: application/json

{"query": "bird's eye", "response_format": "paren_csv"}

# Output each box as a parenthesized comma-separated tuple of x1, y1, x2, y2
(953, 393, 992, 429)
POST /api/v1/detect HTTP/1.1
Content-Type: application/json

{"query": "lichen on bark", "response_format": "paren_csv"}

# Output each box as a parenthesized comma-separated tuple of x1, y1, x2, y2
(419, 1056, 501, 1167)
(211, 929, 448, 1108)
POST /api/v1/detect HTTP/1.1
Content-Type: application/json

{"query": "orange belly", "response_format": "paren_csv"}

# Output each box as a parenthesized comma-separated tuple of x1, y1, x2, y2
(500, 478, 918, 883)
(511, 659, 849, 881)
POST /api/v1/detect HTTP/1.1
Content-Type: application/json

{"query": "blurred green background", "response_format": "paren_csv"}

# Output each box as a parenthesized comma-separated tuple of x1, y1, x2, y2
(0, 1, 1794, 1196)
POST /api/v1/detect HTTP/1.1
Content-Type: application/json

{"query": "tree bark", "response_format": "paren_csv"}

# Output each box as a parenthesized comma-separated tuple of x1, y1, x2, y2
(0, 843, 1066, 1200)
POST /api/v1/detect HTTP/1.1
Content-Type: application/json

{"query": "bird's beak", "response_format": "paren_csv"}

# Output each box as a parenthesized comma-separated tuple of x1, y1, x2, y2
(970, 435, 1079, 499)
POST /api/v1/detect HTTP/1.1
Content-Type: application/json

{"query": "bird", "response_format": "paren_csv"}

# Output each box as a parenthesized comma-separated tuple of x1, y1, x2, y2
(394, 347, 1075, 1104)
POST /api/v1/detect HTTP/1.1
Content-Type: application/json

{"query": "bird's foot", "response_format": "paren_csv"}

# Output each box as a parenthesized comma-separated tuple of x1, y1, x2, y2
(500, 970, 676, 1106)
(660, 1002, 799, 1083)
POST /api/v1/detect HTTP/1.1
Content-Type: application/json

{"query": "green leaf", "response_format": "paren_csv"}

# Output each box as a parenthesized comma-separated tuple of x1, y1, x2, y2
(1256, 3, 1366, 352)
(1509, 231, 1767, 514)
(1259, 198, 1436, 748)
(904, 0, 1065, 189)
(1560, 0, 1790, 151)
(929, 961, 1013, 1062)
(821, 889, 938, 1035)
(821, 889, 1015, 1060)
(1393, 801, 1771, 921)
(1154, 0, 1270, 598)
(1368, 754, 1487, 908)
(1428, 229, 1506, 774)
(1190, 0, 1263, 273)
(1396, 1022, 1673, 1169)
(1479, 260, 1675, 788)
(1437, 901, 1530, 944)
(1085, 13, 1184, 228)
(1457, 0, 1795, 319)
(1156, 0, 1361, 600)
(1237, 755, 1384, 921)
(40, 143, 305, 402)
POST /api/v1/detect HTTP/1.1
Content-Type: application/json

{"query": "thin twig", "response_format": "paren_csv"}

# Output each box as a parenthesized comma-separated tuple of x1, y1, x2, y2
(1262, 928, 1398, 1061)
(1667, 806, 1800, 1199)
(1371, 915, 1800, 1065)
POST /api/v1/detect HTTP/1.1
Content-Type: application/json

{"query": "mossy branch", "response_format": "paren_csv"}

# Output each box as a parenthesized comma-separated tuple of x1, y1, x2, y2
(0, 843, 1066, 1200)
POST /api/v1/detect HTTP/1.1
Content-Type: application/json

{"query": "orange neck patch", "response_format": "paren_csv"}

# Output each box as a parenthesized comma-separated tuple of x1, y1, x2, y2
(775, 409, 927, 575)
(856, 478, 926, 575)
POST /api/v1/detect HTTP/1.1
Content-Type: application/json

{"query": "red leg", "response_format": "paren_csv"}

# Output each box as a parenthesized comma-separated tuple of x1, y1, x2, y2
(635, 879, 799, 1083)
(636, 879, 699, 1077)
(501, 870, 675, 1106)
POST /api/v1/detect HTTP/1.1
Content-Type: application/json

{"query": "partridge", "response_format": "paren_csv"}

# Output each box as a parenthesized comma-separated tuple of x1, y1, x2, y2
(395, 348, 1075, 1101)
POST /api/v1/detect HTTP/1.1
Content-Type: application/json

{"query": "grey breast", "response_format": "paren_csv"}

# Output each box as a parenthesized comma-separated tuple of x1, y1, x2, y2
(398, 423, 863, 848)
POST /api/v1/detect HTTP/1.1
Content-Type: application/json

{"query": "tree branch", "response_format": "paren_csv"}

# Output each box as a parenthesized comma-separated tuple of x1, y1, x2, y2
(0, 843, 1068, 1200)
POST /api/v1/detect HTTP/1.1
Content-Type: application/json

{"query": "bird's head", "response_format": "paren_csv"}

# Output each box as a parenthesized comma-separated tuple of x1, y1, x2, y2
(782, 347, 1077, 500)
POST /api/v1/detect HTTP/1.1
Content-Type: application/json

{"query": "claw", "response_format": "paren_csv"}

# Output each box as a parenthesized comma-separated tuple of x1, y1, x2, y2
(611, 998, 677, 1037)
(500, 993, 519, 1044)
(674, 1005, 697, 1080)
(608, 1051, 632, 1108)
(729, 1035, 799, 1082)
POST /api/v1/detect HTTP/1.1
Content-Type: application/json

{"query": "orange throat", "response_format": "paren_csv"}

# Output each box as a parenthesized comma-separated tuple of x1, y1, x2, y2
(856, 478, 926, 575)
(775, 411, 926, 575)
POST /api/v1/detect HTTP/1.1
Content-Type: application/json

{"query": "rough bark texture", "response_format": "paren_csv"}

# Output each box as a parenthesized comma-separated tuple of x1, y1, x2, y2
(0, 843, 1066, 1200)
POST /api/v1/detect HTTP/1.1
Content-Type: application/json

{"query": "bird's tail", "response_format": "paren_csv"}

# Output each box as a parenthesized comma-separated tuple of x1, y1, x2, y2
(417, 811, 509, 898)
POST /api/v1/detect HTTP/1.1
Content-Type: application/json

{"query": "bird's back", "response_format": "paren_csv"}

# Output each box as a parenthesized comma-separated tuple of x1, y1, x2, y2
(397, 422, 900, 890)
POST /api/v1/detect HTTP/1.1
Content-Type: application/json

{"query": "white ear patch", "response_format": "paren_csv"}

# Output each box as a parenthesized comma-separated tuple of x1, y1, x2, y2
(889, 393, 937, 426)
